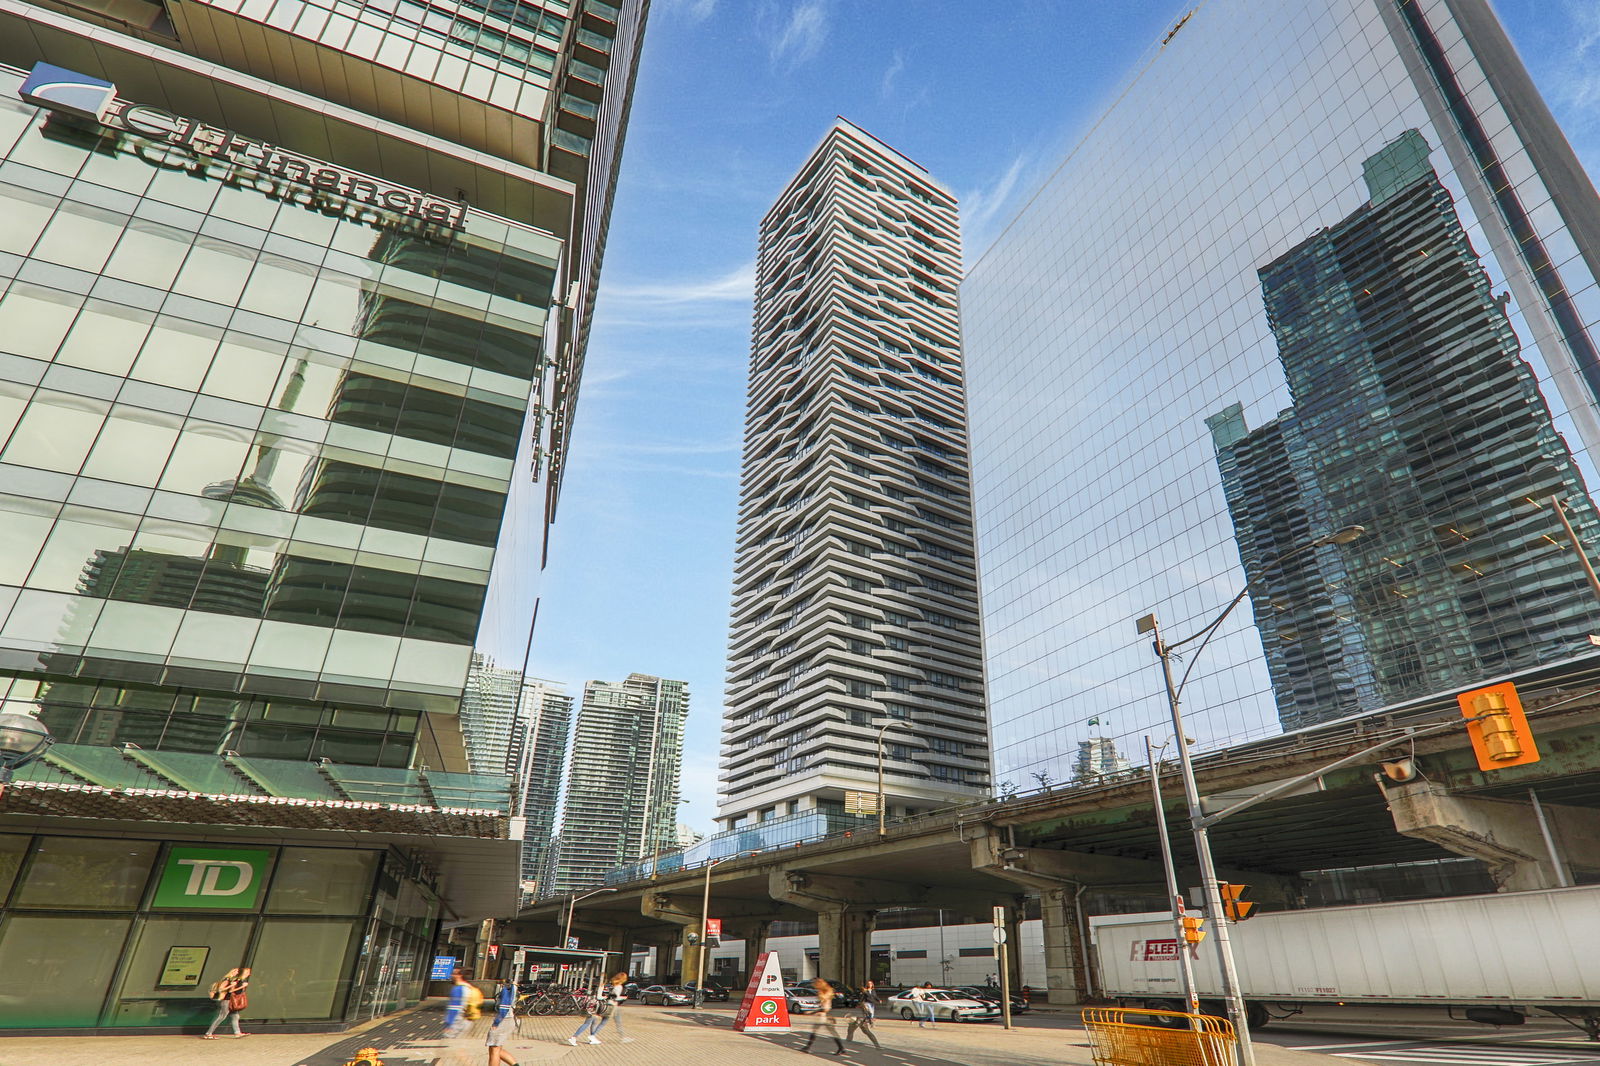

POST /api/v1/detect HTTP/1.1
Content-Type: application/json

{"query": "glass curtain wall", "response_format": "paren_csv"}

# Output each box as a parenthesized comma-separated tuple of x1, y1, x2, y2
(961, 0, 1600, 783)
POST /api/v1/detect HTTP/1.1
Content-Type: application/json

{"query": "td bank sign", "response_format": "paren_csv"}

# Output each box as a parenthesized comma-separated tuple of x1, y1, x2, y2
(153, 847, 273, 909)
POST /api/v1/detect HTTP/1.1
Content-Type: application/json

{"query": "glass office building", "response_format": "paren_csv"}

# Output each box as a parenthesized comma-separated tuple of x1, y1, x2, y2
(961, 0, 1600, 783)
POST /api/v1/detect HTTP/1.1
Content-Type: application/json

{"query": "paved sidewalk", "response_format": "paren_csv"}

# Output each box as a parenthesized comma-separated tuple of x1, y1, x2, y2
(0, 1001, 1353, 1066)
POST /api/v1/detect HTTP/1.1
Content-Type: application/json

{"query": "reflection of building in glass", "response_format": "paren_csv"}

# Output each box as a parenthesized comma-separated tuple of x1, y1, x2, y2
(719, 120, 989, 833)
(1073, 736, 1130, 782)
(547, 674, 687, 895)
(1211, 131, 1600, 730)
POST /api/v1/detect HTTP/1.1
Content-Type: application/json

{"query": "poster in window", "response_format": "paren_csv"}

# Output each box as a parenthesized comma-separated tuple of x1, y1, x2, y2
(158, 946, 211, 988)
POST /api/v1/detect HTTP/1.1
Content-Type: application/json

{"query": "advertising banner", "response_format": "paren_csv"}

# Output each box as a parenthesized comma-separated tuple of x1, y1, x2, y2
(732, 951, 791, 1033)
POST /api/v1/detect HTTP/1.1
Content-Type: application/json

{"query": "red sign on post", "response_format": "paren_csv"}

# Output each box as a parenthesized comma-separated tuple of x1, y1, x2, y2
(732, 951, 791, 1033)
(705, 918, 722, 940)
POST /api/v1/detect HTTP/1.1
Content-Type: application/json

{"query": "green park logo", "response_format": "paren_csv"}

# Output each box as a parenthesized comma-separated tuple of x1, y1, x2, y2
(759, 1000, 779, 1016)
(152, 846, 272, 909)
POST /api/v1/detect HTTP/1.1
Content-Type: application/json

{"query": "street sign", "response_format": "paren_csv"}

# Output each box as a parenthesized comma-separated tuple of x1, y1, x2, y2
(430, 956, 458, 980)
(732, 951, 792, 1033)
(705, 918, 722, 944)
(992, 927, 1007, 944)
(566, 936, 579, 949)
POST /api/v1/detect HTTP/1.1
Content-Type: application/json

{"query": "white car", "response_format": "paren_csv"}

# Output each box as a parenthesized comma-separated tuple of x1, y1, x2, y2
(887, 988, 1001, 1022)
(785, 986, 823, 1013)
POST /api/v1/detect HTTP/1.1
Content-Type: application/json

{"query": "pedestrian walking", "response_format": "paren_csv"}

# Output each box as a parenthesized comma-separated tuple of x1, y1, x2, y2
(906, 982, 937, 1028)
(844, 979, 881, 1049)
(444, 970, 473, 1037)
(590, 972, 635, 1043)
(486, 977, 521, 1066)
(566, 981, 614, 1045)
(201, 967, 251, 1039)
(800, 978, 846, 1055)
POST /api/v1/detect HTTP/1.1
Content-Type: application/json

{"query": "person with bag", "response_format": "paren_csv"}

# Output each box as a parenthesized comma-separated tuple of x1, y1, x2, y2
(845, 979, 881, 1049)
(590, 973, 634, 1044)
(202, 967, 251, 1039)
(444, 970, 473, 1037)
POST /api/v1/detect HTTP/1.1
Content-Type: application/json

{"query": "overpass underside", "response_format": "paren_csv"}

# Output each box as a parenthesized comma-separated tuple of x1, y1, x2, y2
(511, 694, 1600, 1005)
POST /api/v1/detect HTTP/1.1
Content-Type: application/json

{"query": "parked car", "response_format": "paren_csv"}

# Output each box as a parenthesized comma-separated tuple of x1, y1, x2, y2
(623, 982, 640, 1000)
(815, 980, 860, 1007)
(698, 981, 731, 1002)
(784, 985, 823, 1013)
(957, 985, 1031, 1013)
(638, 984, 695, 1006)
(885, 988, 1001, 1022)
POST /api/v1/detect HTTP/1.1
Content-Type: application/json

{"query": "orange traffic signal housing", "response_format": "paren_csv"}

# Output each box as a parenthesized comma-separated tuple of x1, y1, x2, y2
(1181, 915, 1206, 943)
(1457, 682, 1539, 772)
(1220, 882, 1254, 922)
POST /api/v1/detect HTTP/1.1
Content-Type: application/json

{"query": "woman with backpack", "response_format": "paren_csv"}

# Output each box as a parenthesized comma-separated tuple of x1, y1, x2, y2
(202, 967, 251, 1039)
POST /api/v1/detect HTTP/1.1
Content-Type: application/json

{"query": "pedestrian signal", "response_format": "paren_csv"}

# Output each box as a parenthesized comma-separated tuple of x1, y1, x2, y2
(1458, 682, 1539, 772)
(1181, 914, 1206, 944)
(1220, 882, 1254, 922)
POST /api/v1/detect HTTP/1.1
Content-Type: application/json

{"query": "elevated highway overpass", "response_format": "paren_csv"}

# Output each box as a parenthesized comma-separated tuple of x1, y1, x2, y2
(513, 669, 1600, 1003)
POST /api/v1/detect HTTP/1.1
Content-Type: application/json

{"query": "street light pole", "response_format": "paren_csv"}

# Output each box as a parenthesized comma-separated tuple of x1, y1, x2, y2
(1145, 736, 1199, 1014)
(562, 887, 618, 954)
(876, 720, 893, 836)
(1134, 524, 1363, 1066)
(696, 856, 726, 999)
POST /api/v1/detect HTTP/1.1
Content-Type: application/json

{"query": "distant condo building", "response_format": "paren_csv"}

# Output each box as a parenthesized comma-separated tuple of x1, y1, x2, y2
(718, 119, 989, 831)
(512, 677, 574, 892)
(547, 673, 687, 894)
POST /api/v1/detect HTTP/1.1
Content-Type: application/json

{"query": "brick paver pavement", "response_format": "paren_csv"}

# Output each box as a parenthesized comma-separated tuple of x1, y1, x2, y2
(0, 1000, 1350, 1066)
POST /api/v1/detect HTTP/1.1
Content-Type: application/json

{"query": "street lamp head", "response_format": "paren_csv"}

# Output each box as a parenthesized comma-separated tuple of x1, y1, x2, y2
(1135, 614, 1158, 635)
(0, 712, 52, 780)
(1320, 524, 1365, 546)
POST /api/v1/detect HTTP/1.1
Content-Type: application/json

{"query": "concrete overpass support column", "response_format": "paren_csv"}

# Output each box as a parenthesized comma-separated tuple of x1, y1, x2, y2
(1040, 887, 1087, 1006)
(679, 926, 706, 986)
(1383, 780, 1600, 891)
(815, 908, 876, 988)
(605, 931, 635, 980)
(740, 920, 771, 986)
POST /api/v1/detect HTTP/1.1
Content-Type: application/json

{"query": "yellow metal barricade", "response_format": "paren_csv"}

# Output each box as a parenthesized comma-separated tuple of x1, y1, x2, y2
(1081, 1007, 1238, 1066)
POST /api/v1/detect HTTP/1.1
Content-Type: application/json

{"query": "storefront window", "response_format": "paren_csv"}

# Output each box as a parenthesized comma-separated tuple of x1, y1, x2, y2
(249, 917, 362, 1020)
(12, 837, 158, 909)
(266, 847, 378, 914)
(107, 915, 253, 1026)
(0, 915, 131, 1026)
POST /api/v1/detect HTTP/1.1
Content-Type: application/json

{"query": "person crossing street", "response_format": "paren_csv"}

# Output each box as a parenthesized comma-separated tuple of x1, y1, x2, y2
(800, 978, 846, 1055)
(844, 979, 881, 1050)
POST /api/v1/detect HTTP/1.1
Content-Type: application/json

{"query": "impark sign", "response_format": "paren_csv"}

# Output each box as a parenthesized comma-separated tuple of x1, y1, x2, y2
(153, 846, 273, 909)
(732, 951, 791, 1033)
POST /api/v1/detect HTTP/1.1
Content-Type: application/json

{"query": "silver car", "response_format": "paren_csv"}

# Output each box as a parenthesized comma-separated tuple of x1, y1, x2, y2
(785, 986, 823, 1013)
(887, 988, 1001, 1022)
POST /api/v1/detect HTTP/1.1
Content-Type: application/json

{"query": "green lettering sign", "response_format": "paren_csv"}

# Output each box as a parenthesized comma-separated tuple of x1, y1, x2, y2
(152, 846, 272, 909)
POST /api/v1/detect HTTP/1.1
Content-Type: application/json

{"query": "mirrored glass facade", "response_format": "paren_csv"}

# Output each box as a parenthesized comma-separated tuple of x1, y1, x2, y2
(961, 0, 1600, 783)
(0, 63, 559, 739)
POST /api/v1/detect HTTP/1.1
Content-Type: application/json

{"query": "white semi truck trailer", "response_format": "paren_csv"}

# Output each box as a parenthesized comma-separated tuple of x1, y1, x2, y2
(1089, 884, 1600, 1038)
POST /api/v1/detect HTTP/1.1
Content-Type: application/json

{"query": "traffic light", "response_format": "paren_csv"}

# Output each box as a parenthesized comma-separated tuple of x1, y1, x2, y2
(1220, 883, 1254, 922)
(1457, 682, 1540, 772)
(1181, 914, 1206, 944)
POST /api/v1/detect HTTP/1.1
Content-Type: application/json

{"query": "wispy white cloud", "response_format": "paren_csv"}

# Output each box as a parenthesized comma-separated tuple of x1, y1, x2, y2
(960, 153, 1032, 267)
(661, 0, 718, 23)
(604, 261, 755, 308)
(765, 0, 829, 70)
(880, 48, 907, 99)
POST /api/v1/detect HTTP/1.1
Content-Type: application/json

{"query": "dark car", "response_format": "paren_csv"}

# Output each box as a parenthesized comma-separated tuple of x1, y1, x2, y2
(639, 984, 695, 1006)
(815, 981, 860, 1007)
(697, 981, 731, 1002)
(957, 986, 1030, 1013)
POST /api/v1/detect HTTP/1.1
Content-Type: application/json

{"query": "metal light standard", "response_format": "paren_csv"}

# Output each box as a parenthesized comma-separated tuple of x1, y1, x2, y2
(1136, 524, 1363, 1066)
(875, 718, 909, 835)
(696, 856, 729, 1000)
(562, 887, 618, 953)
(1144, 736, 1199, 1014)
(0, 713, 53, 800)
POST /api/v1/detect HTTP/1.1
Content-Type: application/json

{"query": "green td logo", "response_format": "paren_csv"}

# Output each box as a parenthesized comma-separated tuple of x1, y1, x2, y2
(153, 846, 272, 909)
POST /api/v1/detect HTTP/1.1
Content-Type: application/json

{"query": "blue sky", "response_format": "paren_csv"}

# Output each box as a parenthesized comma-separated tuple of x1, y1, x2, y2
(525, 0, 1600, 835)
